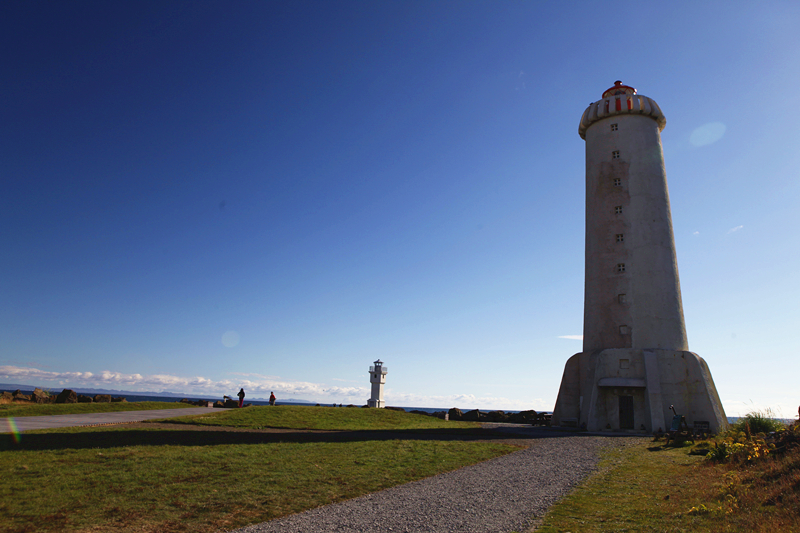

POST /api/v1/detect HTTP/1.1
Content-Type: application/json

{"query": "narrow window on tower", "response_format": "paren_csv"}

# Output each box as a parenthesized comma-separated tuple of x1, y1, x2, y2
(619, 325, 630, 335)
(618, 294, 627, 304)
(610, 123, 618, 131)
(616, 234, 624, 243)
(616, 263, 626, 273)
(614, 206, 623, 214)
(612, 150, 620, 159)
(613, 178, 621, 187)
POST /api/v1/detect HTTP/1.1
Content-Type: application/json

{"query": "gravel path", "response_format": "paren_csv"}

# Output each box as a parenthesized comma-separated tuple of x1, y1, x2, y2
(231, 432, 643, 533)
(1, 407, 214, 432)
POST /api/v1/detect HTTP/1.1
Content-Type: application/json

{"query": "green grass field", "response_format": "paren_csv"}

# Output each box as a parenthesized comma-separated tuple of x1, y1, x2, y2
(0, 401, 196, 418)
(163, 405, 480, 431)
(7, 404, 795, 533)
(0, 406, 517, 533)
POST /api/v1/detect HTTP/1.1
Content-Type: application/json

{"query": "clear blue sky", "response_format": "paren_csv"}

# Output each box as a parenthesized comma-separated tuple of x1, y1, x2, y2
(2, 1, 799, 415)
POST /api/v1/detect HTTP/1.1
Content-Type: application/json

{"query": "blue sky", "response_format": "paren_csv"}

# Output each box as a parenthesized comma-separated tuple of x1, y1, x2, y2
(2, 1, 799, 416)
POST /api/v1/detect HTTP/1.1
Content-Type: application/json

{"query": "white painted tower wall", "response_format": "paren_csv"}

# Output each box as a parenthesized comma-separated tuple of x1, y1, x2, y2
(368, 360, 387, 408)
(552, 83, 726, 434)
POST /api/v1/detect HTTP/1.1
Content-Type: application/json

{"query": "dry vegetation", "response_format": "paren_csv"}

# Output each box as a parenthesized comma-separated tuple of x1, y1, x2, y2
(535, 414, 800, 533)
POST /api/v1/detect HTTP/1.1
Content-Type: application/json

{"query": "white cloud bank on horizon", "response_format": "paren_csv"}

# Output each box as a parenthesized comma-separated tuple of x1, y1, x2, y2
(558, 335, 583, 340)
(0, 365, 367, 403)
(0, 365, 549, 410)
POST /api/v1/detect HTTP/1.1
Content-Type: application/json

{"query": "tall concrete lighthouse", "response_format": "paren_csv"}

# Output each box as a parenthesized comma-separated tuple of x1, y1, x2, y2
(367, 359, 387, 408)
(552, 82, 726, 433)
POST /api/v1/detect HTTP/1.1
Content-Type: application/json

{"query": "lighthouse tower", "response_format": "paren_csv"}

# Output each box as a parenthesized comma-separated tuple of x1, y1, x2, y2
(552, 82, 726, 433)
(367, 359, 387, 408)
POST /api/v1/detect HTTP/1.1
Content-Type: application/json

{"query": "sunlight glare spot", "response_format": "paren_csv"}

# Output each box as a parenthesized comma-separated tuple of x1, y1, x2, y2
(221, 330, 240, 348)
(690, 122, 726, 147)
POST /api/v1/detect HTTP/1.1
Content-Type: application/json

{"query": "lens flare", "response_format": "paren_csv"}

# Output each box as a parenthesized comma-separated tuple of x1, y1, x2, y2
(690, 122, 726, 147)
(221, 330, 240, 348)
(6, 418, 21, 444)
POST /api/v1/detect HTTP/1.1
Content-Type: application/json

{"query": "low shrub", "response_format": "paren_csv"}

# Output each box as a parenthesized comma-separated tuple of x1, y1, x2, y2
(731, 408, 786, 435)
(707, 409, 792, 464)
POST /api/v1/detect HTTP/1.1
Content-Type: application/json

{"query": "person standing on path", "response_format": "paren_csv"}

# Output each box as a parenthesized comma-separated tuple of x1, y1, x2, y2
(237, 388, 245, 408)
(269, 391, 276, 406)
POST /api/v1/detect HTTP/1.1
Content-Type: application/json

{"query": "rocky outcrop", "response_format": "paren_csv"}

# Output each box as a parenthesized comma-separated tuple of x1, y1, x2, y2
(461, 409, 483, 422)
(56, 389, 78, 404)
(31, 388, 49, 403)
(111, 397, 127, 403)
(1, 391, 13, 402)
(94, 394, 112, 403)
(508, 410, 543, 424)
(13, 390, 32, 402)
(448, 408, 463, 421)
(181, 399, 211, 406)
(77, 394, 93, 403)
(485, 411, 509, 423)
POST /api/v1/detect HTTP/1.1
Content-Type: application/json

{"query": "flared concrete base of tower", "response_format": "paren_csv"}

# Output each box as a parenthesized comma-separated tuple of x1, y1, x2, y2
(552, 349, 727, 434)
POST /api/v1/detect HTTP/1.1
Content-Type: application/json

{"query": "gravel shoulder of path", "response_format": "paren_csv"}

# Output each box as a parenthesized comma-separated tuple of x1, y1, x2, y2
(230, 433, 645, 533)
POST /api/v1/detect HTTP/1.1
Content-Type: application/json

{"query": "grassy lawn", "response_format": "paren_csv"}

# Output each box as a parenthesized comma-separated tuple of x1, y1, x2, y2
(163, 405, 481, 431)
(0, 401, 196, 418)
(535, 439, 800, 533)
(0, 423, 517, 533)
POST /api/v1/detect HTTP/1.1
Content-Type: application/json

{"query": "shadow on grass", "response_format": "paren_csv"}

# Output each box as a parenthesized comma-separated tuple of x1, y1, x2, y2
(0, 425, 618, 452)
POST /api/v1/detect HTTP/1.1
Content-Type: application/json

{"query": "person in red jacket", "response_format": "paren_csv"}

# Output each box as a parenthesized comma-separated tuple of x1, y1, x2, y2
(269, 391, 276, 406)
(237, 388, 245, 408)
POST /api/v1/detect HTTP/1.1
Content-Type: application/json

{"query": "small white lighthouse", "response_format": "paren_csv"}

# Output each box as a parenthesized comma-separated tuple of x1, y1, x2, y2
(367, 359, 387, 408)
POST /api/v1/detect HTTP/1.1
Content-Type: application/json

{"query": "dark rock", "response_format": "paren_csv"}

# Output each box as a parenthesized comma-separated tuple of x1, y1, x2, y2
(1, 391, 13, 402)
(213, 401, 225, 408)
(223, 399, 239, 408)
(410, 410, 430, 416)
(12, 389, 31, 401)
(111, 397, 126, 403)
(431, 411, 448, 420)
(56, 389, 78, 404)
(448, 408, 463, 421)
(94, 394, 112, 403)
(509, 410, 539, 424)
(180, 398, 191, 403)
(31, 388, 49, 403)
(486, 410, 509, 422)
(462, 409, 483, 422)
(385, 406, 405, 412)
(77, 395, 94, 403)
